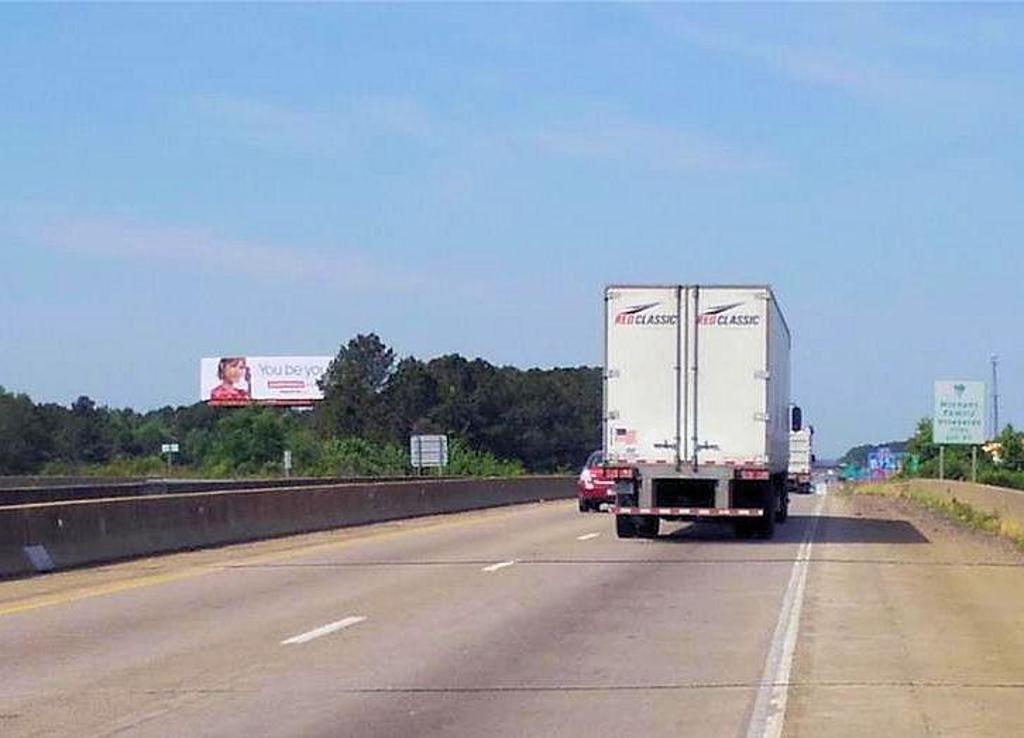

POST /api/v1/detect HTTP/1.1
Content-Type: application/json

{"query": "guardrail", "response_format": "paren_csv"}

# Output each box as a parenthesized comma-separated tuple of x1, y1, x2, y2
(0, 476, 573, 579)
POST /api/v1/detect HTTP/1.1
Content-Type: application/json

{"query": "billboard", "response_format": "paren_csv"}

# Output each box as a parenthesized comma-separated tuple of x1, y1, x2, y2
(200, 356, 332, 406)
(933, 380, 986, 445)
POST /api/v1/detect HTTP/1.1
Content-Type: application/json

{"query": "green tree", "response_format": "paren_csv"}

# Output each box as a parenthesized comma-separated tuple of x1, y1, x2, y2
(995, 424, 1024, 471)
(315, 437, 409, 476)
(316, 334, 396, 439)
(206, 406, 286, 474)
(0, 387, 52, 473)
(905, 418, 936, 465)
(422, 354, 488, 439)
(58, 396, 114, 465)
(380, 357, 440, 440)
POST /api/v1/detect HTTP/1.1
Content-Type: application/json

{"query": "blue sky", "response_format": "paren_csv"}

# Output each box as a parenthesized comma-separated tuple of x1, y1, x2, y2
(2, 4, 1021, 456)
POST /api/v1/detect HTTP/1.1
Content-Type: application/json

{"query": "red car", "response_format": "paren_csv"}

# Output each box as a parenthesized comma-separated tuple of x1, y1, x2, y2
(577, 450, 615, 512)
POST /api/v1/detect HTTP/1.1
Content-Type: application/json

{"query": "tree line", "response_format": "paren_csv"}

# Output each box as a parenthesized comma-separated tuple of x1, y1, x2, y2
(901, 418, 1024, 490)
(0, 334, 601, 477)
(840, 419, 1024, 491)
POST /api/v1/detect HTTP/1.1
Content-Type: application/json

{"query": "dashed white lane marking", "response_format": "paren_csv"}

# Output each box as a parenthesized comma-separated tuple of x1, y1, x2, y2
(281, 616, 367, 645)
(482, 560, 516, 573)
(746, 492, 827, 738)
(576, 533, 601, 541)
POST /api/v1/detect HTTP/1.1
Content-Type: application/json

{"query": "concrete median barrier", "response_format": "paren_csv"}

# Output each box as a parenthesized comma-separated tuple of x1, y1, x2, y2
(0, 476, 444, 506)
(0, 511, 31, 577)
(0, 476, 573, 579)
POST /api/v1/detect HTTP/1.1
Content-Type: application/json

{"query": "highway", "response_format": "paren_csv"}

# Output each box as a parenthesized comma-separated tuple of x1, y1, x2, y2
(2, 489, 1023, 737)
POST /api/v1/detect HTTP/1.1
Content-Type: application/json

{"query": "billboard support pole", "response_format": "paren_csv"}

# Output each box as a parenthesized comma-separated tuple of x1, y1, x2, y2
(971, 446, 978, 483)
(939, 446, 945, 481)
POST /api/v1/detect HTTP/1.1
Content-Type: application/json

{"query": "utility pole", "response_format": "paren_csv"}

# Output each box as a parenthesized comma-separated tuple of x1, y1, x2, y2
(991, 354, 1000, 438)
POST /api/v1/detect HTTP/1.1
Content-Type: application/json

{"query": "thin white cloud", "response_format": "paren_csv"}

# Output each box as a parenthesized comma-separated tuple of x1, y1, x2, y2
(194, 96, 345, 154)
(527, 114, 777, 174)
(14, 216, 423, 292)
(653, 13, 990, 105)
(356, 95, 436, 140)
(192, 94, 439, 155)
(192, 93, 774, 176)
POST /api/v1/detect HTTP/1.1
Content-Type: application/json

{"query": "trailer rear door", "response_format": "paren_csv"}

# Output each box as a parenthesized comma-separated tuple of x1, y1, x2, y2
(604, 287, 682, 464)
(692, 286, 770, 466)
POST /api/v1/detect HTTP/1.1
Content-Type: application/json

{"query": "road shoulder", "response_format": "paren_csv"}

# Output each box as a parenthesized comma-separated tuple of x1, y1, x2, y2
(785, 491, 1024, 737)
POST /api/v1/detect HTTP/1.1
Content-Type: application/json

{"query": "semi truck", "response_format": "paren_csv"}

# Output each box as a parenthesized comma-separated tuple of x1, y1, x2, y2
(603, 285, 795, 540)
(788, 426, 814, 494)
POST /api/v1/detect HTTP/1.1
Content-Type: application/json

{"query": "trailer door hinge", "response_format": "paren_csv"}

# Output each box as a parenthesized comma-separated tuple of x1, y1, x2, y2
(754, 412, 770, 422)
(607, 411, 620, 421)
(754, 370, 770, 380)
(606, 369, 620, 379)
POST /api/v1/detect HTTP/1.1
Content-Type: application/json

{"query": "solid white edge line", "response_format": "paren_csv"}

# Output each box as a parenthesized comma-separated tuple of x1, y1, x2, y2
(280, 615, 367, 645)
(576, 533, 600, 541)
(745, 493, 827, 738)
(482, 560, 516, 572)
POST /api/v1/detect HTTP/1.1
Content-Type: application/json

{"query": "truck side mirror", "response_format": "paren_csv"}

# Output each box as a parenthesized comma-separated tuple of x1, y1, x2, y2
(791, 406, 802, 432)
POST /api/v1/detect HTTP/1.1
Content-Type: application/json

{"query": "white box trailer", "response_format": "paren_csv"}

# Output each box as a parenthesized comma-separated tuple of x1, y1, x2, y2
(788, 427, 814, 494)
(603, 284, 793, 539)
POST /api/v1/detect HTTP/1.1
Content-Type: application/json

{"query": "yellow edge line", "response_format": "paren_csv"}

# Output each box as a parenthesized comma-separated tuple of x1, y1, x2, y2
(0, 499, 565, 617)
(0, 568, 209, 616)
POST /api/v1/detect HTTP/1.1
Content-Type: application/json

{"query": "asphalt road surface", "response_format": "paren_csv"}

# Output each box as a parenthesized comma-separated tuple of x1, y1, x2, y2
(2, 488, 1023, 737)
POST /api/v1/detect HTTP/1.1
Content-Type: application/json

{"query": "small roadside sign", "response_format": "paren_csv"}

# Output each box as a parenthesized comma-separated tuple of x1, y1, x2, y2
(161, 442, 180, 472)
(410, 435, 448, 469)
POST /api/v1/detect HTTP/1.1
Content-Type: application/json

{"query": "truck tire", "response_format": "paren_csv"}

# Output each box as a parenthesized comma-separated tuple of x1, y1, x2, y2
(776, 489, 789, 523)
(756, 490, 777, 539)
(637, 516, 660, 539)
(615, 514, 637, 538)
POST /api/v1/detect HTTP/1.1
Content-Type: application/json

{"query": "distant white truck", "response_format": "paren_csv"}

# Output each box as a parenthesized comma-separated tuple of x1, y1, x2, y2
(788, 426, 814, 494)
(603, 285, 796, 539)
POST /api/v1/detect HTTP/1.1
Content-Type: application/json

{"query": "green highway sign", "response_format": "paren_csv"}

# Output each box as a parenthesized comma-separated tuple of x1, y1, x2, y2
(933, 380, 986, 445)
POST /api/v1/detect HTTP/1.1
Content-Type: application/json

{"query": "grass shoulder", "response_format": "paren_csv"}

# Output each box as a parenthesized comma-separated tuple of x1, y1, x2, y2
(845, 480, 1024, 551)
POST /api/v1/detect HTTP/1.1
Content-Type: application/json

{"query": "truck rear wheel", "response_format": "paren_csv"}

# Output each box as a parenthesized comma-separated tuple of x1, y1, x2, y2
(615, 514, 637, 538)
(756, 489, 777, 539)
(636, 516, 660, 539)
(775, 489, 789, 523)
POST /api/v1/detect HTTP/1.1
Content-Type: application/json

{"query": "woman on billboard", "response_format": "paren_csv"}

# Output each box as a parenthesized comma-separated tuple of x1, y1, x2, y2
(209, 357, 251, 402)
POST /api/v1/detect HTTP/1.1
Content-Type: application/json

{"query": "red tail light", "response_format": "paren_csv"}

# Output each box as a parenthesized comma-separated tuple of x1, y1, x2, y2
(737, 468, 769, 480)
(602, 467, 636, 480)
